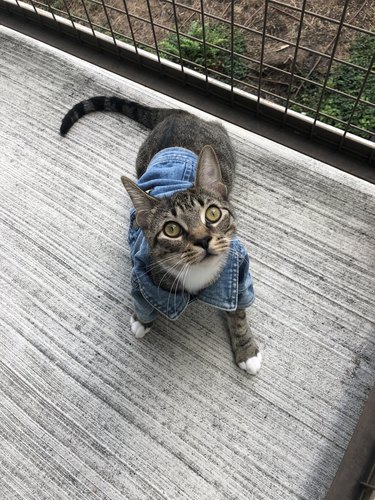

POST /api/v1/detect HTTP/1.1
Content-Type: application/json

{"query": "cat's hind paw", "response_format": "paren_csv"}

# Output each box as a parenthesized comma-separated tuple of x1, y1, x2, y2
(130, 315, 151, 339)
(238, 352, 262, 375)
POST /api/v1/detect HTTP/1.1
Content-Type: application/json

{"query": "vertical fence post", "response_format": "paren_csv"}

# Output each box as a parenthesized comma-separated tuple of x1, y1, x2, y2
(171, 0, 185, 82)
(199, 0, 209, 91)
(310, 0, 350, 138)
(257, 0, 269, 115)
(282, 0, 307, 126)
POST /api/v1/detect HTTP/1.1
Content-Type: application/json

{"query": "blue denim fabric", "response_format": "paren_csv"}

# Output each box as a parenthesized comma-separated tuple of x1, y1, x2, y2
(128, 147, 255, 322)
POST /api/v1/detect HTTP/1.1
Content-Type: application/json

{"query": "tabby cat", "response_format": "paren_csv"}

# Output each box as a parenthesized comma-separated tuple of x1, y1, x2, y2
(61, 96, 262, 375)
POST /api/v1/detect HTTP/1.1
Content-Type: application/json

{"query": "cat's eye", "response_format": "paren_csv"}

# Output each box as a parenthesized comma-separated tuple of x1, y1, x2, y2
(163, 221, 182, 238)
(205, 205, 222, 223)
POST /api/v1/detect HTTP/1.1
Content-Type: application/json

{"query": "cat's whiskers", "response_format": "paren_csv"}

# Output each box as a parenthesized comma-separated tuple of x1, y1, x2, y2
(157, 258, 184, 293)
(211, 240, 230, 253)
(166, 262, 188, 316)
(174, 263, 189, 311)
(180, 262, 190, 295)
(185, 251, 199, 263)
(135, 254, 179, 280)
(148, 253, 179, 270)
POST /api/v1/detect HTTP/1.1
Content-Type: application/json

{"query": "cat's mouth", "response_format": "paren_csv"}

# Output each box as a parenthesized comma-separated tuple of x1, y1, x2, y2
(198, 250, 219, 262)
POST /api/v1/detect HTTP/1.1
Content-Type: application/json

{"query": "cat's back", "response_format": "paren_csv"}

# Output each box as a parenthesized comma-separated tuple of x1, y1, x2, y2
(136, 112, 236, 190)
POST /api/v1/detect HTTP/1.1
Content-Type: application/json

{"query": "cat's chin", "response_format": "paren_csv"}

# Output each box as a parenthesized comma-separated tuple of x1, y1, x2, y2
(199, 251, 219, 262)
(182, 253, 227, 294)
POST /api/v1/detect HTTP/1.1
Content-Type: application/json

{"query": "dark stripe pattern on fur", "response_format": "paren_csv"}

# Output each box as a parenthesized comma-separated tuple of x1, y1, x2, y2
(60, 95, 184, 136)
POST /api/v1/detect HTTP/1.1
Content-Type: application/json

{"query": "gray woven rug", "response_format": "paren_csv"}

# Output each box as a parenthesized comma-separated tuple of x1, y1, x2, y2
(1, 25, 374, 500)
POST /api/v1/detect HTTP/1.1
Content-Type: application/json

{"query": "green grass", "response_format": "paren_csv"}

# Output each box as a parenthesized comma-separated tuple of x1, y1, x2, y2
(294, 33, 375, 138)
(159, 20, 248, 82)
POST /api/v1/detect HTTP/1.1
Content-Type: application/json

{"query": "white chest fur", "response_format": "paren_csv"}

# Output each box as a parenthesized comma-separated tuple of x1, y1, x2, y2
(181, 255, 226, 294)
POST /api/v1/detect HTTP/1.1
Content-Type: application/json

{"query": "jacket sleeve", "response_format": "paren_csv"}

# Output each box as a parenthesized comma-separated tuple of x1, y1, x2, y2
(237, 249, 255, 309)
(131, 277, 158, 323)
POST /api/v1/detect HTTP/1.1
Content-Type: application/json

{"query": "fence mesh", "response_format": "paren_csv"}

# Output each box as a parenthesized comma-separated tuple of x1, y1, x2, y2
(2, 0, 375, 160)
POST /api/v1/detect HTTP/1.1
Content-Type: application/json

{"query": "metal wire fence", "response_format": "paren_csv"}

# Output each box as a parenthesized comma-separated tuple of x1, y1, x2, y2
(1, 0, 374, 162)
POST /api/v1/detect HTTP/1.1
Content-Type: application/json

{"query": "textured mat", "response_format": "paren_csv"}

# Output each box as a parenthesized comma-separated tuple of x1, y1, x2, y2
(0, 25, 374, 500)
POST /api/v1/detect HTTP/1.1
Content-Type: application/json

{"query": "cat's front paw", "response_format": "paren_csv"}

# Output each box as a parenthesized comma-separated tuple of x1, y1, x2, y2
(238, 352, 262, 375)
(130, 315, 151, 339)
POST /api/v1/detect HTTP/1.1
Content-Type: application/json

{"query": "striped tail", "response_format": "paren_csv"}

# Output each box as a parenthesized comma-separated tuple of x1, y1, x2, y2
(60, 96, 184, 136)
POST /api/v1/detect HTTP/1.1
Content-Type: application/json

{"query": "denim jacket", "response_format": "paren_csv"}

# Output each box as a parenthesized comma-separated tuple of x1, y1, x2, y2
(128, 147, 255, 323)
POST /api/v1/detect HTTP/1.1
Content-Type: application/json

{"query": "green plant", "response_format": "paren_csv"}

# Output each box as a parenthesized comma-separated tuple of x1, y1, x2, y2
(159, 20, 248, 81)
(294, 33, 375, 138)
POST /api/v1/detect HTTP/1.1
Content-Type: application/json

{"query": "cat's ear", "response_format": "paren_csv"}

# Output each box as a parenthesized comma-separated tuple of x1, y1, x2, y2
(121, 176, 158, 229)
(195, 145, 227, 199)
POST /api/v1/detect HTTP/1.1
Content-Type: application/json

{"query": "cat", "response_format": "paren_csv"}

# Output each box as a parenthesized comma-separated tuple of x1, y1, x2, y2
(61, 96, 262, 375)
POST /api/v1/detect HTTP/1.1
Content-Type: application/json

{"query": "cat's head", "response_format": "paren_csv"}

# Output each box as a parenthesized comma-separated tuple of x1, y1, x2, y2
(121, 146, 236, 290)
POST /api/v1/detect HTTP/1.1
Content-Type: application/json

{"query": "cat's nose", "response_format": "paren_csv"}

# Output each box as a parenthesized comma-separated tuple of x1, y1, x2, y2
(194, 236, 212, 250)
